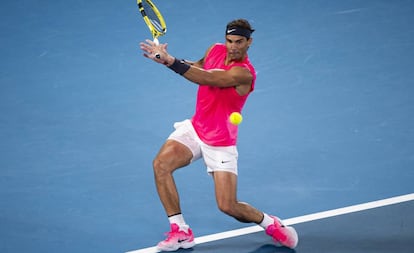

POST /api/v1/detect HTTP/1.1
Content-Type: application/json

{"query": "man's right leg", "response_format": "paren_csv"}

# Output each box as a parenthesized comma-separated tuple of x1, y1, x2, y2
(153, 140, 195, 251)
(153, 139, 192, 215)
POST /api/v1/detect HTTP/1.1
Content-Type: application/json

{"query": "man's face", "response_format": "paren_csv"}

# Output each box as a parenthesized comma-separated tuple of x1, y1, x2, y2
(225, 35, 252, 61)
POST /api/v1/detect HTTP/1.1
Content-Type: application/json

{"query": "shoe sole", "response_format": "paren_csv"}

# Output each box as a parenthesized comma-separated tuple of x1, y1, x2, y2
(156, 240, 195, 252)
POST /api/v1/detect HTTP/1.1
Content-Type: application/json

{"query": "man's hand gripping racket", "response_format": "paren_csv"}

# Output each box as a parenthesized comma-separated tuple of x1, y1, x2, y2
(140, 39, 171, 64)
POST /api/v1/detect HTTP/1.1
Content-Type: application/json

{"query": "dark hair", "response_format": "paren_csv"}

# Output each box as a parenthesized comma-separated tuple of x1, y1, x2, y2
(226, 19, 255, 34)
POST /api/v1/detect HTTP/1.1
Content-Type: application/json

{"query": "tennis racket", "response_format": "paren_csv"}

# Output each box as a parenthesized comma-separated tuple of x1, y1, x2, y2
(137, 0, 167, 58)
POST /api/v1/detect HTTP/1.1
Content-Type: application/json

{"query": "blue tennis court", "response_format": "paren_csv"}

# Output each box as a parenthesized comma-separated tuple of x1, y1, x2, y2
(1, 1, 413, 253)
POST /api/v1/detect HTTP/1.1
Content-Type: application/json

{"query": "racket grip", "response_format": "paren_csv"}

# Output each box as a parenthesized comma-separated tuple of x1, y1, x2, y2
(153, 38, 160, 59)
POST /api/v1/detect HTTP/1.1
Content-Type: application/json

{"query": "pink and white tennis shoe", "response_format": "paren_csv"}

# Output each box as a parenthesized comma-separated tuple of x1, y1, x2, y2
(156, 223, 195, 251)
(265, 216, 299, 249)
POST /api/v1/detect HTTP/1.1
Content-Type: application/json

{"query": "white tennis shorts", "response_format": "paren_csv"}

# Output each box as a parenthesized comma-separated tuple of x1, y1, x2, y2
(168, 119, 238, 175)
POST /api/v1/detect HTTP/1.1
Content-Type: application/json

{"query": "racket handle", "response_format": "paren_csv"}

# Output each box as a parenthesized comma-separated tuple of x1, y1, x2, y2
(153, 38, 161, 59)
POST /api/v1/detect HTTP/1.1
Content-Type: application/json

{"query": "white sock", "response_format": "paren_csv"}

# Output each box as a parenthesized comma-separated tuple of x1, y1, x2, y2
(168, 214, 188, 231)
(259, 213, 275, 229)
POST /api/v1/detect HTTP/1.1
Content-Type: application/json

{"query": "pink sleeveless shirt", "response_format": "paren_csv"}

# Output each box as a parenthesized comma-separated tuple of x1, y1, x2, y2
(191, 43, 256, 146)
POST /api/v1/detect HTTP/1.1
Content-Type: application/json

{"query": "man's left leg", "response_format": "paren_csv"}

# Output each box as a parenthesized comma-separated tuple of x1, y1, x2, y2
(212, 171, 263, 223)
(212, 171, 298, 249)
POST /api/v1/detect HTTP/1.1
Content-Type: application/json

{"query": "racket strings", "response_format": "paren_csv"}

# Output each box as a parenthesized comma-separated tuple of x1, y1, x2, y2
(142, 1, 164, 33)
(150, 19, 164, 32)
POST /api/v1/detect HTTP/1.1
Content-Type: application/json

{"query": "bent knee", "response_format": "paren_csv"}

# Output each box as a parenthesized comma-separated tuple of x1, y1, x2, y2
(152, 142, 192, 176)
(153, 157, 173, 177)
(217, 201, 236, 216)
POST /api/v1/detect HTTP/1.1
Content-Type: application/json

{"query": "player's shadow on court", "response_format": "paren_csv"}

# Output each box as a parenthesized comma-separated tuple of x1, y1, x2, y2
(248, 244, 296, 253)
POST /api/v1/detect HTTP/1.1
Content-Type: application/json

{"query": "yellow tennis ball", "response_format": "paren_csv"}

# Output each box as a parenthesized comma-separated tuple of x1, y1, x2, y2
(229, 112, 243, 125)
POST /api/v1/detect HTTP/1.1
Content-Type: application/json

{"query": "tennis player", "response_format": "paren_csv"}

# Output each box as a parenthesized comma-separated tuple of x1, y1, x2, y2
(139, 19, 298, 251)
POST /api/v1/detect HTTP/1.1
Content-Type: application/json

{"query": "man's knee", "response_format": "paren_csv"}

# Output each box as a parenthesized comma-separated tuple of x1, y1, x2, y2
(216, 200, 253, 223)
(152, 157, 168, 176)
(217, 200, 236, 217)
(153, 141, 192, 177)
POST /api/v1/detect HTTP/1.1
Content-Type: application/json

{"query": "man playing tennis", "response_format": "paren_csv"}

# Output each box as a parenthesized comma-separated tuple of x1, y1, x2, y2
(139, 19, 298, 251)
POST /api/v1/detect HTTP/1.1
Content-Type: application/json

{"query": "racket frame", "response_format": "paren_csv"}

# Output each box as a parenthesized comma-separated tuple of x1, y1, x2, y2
(137, 0, 167, 44)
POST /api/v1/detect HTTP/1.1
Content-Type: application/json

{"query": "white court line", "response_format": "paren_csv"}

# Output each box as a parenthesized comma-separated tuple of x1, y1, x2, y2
(126, 193, 414, 253)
